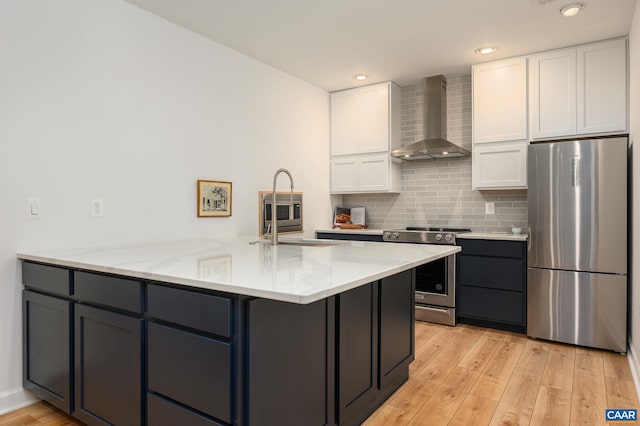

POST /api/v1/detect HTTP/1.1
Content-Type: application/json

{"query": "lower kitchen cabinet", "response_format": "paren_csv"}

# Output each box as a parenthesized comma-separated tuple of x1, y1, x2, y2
(74, 305, 142, 426)
(146, 283, 233, 425)
(22, 262, 416, 425)
(23, 290, 72, 414)
(457, 239, 527, 333)
(337, 270, 414, 426)
(316, 231, 384, 242)
(338, 283, 377, 425)
(246, 298, 328, 426)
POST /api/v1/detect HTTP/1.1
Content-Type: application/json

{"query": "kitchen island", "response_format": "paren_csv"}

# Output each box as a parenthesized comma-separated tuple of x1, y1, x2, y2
(18, 237, 459, 426)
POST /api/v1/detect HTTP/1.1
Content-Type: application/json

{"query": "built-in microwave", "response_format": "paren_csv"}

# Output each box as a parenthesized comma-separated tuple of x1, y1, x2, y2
(261, 192, 303, 235)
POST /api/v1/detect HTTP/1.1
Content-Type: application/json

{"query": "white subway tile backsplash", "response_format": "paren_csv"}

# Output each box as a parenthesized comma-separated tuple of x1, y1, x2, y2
(342, 75, 528, 232)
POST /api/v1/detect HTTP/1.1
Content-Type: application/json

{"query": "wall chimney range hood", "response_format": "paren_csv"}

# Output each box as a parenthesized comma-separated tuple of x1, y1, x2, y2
(391, 75, 470, 160)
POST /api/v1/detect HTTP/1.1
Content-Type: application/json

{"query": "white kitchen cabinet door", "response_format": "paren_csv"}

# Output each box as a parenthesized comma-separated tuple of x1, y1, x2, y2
(330, 89, 358, 155)
(472, 57, 528, 144)
(358, 155, 389, 192)
(529, 48, 577, 139)
(472, 142, 527, 190)
(577, 38, 627, 135)
(357, 84, 390, 153)
(331, 158, 358, 193)
(330, 155, 400, 194)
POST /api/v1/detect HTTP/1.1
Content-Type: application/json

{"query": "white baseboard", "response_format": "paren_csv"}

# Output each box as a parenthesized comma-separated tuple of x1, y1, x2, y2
(0, 388, 39, 416)
(627, 337, 640, 402)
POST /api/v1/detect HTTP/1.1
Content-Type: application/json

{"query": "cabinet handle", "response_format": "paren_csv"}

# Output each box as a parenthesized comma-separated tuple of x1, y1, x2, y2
(416, 305, 450, 314)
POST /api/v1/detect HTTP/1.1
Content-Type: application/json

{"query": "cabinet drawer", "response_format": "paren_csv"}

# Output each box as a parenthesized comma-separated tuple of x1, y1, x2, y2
(148, 393, 226, 426)
(460, 239, 525, 258)
(458, 256, 525, 291)
(457, 285, 524, 325)
(74, 271, 142, 314)
(147, 284, 232, 337)
(22, 262, 71, 296)
(148, 322, 231, 423)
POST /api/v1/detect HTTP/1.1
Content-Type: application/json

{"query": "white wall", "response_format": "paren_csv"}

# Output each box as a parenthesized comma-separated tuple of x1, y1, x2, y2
(630, 0, 640, 366)
(0, 0, 331, 412)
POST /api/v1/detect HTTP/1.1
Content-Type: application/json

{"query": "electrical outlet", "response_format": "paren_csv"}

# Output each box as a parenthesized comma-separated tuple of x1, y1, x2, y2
(485, 202, 495, 215)
(90, 198, 105, 218)
(26, 198, 42, 219)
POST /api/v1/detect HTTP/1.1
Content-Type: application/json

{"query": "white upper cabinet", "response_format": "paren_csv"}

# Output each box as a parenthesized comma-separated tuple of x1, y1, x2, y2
(330, 90, 358, 155)
(472, 57, 528, 190)
(356, 84, 390, 153)
(472, 142, 528, 190)
(529, 48, 577, 139)
(330, 82, 401, 194)
(330, 82, 399, 155)
(472, 57, 528, 144)
(530, 38, 627, 139)
(577, 39, 627, 135)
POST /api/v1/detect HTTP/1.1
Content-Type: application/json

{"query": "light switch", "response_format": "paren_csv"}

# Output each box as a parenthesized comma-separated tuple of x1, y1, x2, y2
(26, 198, 42, 219)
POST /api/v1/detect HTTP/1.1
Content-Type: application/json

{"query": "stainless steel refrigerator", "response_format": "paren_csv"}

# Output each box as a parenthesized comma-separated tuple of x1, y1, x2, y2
(527, 136, 628, 353)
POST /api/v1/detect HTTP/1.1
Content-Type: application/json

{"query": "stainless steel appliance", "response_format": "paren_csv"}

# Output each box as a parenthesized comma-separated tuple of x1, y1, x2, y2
(383, 227, 471, 326)
(527, 136, 628, 353)
(261, 192, 302, 235)
(390, 75, 470, 160)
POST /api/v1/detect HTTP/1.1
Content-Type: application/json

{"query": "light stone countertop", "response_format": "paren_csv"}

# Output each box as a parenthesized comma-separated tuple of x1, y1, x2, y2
(457, 232, 528, 242)
(315, 228, 384, 235)
(17, 236, 460, 304)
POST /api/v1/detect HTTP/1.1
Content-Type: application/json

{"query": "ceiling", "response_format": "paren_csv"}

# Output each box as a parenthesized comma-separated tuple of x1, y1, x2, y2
(125, 0, 637, 92)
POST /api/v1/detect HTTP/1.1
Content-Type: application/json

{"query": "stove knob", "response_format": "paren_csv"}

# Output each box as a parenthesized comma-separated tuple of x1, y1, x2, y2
(444, 234, 452, 242)
(383, 232, 391, 239)
(435, 233, 443, 241)
(391, 232, 400, 239)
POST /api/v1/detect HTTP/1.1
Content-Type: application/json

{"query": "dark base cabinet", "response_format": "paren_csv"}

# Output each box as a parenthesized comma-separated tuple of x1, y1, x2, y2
(74, 305, 142, 426)
(456, 239, 527, 333)
(247, 298, 329, 426)
(23, 291, 72, 414)
(22, 261, 416, 425)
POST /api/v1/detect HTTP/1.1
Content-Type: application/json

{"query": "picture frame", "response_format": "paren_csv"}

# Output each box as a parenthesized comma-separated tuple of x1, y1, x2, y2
(197, 180, 232, 217)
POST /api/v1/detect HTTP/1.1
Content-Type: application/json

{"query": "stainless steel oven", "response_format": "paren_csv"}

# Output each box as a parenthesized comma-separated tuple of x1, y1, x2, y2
(383, 227, 469, 326)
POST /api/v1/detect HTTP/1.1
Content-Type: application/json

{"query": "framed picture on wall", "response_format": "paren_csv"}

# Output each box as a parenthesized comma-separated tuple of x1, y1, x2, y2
(197, 180, 232, 217)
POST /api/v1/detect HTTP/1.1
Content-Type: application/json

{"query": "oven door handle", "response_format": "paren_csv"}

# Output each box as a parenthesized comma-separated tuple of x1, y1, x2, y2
(415, 305, 450, 314)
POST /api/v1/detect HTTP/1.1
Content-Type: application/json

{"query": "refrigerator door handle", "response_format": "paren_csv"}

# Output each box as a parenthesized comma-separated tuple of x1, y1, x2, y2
(570, 156, 580, 187)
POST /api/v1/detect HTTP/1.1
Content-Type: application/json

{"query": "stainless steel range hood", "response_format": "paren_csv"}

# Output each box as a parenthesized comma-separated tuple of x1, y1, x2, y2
(391, 75, 470, 160)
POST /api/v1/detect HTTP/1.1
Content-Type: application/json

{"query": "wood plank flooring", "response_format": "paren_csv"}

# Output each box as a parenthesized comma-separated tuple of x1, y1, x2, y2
(365, 322, 639, 426)
(1, 322, 637, 425)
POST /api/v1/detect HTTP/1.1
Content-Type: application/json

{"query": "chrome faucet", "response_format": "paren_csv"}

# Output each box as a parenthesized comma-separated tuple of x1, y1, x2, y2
(271, 168, 294, 245)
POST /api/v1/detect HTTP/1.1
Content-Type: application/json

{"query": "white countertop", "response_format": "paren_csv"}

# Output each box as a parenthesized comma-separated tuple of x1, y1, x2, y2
(457, 232, 528, 241)
(315, 228, 384, 235)
(316, 228, 527, 241)
(17, 237, 459, 304)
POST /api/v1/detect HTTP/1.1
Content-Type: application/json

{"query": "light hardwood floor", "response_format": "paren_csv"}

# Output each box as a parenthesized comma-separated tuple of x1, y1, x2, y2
(1, 322, 638, 426)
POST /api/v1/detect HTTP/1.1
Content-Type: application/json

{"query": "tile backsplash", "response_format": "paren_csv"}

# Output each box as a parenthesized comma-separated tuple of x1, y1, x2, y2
(341, 76, 528, 233)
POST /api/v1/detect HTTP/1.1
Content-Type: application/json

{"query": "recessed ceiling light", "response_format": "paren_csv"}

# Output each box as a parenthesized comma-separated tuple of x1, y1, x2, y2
(475, 47, 497, 55)
(560, 2, 585, 17)
(354, 74, 368, 81)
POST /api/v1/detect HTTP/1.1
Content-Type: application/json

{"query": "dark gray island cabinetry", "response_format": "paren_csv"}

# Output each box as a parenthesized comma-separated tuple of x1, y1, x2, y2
(22, 262, 415, 426)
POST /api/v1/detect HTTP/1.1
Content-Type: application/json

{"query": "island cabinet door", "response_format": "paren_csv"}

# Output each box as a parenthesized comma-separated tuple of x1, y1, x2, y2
(378, 270, 415, 394)
(246, 298, 328, 426)
(74, 304, 142, 426)
(337, 282, 378, 426)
